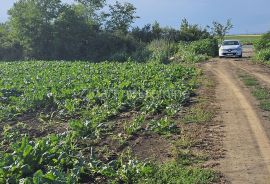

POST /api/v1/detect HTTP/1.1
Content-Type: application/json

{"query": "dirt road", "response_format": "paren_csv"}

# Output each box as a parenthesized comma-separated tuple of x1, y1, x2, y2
(203, 46, 270, 183)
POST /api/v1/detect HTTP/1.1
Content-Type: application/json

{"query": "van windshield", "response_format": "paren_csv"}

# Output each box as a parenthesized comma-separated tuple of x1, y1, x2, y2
(223, 41, 239, 46)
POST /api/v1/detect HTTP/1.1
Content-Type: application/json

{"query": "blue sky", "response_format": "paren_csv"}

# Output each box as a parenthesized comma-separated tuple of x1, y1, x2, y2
(1, 0, 270, 34)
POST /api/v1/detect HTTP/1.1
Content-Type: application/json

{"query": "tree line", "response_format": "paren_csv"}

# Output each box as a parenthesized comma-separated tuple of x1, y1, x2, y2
(0, 0, 233, 61)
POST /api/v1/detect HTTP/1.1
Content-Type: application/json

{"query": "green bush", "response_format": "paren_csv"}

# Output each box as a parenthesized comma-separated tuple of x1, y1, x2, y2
(147, 39, 177, 63)
(189, 38, 219, 57)
(254, 32, 270, 51)
(179, 18, 212, 42)
(141, 162, 216, 184)
(255, 48, 270, 61)
(131, 46, 151, 62)
(174, 39, 217, 63)
(109, 51, 130, 62)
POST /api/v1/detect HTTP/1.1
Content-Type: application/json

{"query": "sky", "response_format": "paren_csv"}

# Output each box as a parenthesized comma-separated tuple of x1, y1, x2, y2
(1, 0, 270, 34)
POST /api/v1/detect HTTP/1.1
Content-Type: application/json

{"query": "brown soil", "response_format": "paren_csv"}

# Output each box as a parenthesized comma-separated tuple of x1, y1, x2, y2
(202, 47, 270, 183)
(0, 112, 68, 139)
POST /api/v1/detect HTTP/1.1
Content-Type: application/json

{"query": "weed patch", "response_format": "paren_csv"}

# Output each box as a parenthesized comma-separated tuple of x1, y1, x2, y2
(260, 101, 270, 111)
(239, 73, 270, 112)
(252, 88, 270, 100)
(141, 162, 216, 184)
(183, 107, 213, 124)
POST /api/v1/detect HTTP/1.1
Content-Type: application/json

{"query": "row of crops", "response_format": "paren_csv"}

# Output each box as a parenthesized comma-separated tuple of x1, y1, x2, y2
(0, 61, 215, 183)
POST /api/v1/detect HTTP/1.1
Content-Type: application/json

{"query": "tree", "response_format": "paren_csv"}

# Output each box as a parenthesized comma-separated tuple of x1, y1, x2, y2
(75, 0, 105, 9)
(179, 18, 211, 42)
(211, 19, 233, 42)
(162, 27, 180, 42)
(53, 5, 93, 60)
(105, 1, 139, 34)
(131, 24, 152, 42)
(74, 0, 106, 25)
(8, 0, 63, 59)
(0, 23, 23, 60)
(151, 21, 162, 40)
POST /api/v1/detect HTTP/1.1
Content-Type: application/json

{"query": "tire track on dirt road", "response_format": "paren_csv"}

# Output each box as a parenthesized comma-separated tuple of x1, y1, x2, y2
(203, 61, 270, 183)
(229, 61, 270, 86)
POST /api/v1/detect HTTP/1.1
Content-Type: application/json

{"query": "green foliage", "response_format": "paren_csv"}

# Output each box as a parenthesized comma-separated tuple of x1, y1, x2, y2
(260, 101, 270, 111)
(131, 24, 153, 42)
(0, 134, 83, 183)
(179, 18, 211, 42)
(255, 48, 270, 62)
(252, 88, 270, 100)
(131, 22, 181, 43)
(2, 0, 218, 62)
(176, 48, 210, 63)
(240, 75, 259, 87)
(175, 38, 218, 63)
(3, 0, 145, 62)
(141, 162, 216, 184)
(124, 115, 145, 135)
(240, 73, 270, 113)
(0, 60, 219, 183)
(183, 107, 213, 124)
(53, 5, 95, 60)
(211, 19, 233, 42)
(177, 151, 207, 166)
(105, 150, 154, 183)
(188, 38, 218, 57)
(151, 21, 163, 40)
(254, 32, 270, 62)
(8, 0, 63, 59)
(0, 127, 154, 183)
(254, 32, 270, 51)
(0, 61, 197, 122)
(147, 39, 177, 63)
(105, 1, 139, 34)
(75, 0, 106, 21)
(147, 117, 179, 135)
(0, 24, 24, 60)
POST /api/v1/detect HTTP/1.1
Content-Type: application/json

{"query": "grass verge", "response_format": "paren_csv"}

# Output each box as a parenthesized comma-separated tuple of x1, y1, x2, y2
(239, 73, 270, 112)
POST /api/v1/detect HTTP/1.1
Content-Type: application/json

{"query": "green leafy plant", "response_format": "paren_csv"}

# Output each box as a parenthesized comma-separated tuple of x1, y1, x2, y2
(0, 61, 201, 183)
(147, 117, 179, 135)
(124, 115, 145, 135)
(255, 48, 270, 61)
(0, 134, 84, 183)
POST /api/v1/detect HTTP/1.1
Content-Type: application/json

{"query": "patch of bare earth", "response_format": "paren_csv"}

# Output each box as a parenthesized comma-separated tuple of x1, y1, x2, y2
(0, 112, 68, 140)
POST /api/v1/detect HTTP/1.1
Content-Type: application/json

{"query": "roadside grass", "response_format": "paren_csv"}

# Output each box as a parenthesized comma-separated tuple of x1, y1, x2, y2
(225, 34, 261, 45)
(141, 162, 216, 184)
(252, 88, 270, 100)
(204, 78, 215, 88)
(182, 75, 215, 124)
(240, 75, 259, 86)
(146, 73, 223, 184)
(182, 106, 213, 124)
(175, 135, 197, 149)
(260, 101, 270, 111)
(176, 150, 208, 166)
(251, 56, 270, 66)
(239, 73, 270, 112)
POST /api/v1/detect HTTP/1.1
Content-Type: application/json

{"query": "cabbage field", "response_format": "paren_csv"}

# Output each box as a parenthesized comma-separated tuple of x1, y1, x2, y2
(0, 61, 215, 183)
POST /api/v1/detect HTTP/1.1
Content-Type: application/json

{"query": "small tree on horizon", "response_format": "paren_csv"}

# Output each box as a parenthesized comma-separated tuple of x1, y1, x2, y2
(211, 19, 234, 42)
